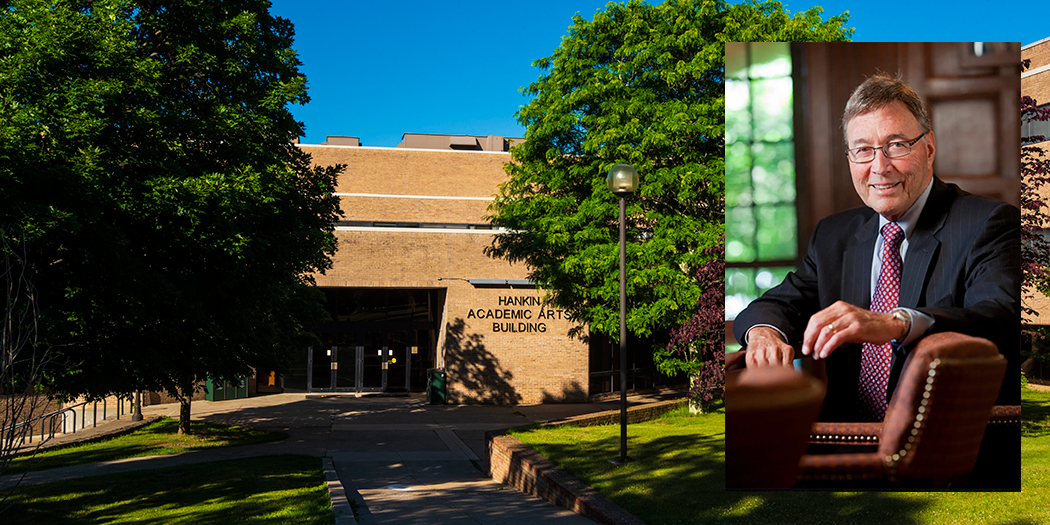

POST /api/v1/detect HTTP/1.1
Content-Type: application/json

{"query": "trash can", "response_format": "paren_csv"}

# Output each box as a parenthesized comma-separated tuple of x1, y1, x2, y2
(426, 368, 447, 405)
(206, 375, 248, 401)
(206, 376, 225, 401)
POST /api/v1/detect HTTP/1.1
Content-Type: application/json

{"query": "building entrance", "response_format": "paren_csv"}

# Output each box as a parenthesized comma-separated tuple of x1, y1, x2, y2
(307, 332, 415, 393)
(282, 287, 443, 394)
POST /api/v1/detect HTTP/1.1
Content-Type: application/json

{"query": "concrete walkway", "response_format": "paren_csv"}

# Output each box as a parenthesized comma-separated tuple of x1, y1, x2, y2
(2, 391, 681, 524)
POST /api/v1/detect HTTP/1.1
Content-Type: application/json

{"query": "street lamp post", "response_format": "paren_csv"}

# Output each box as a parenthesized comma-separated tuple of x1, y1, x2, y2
(607, 164, 638, 466)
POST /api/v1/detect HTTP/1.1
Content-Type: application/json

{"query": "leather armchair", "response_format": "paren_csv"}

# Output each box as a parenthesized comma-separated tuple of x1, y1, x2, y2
(797, 332, 1008, 488)
(726, 366, 825, 489)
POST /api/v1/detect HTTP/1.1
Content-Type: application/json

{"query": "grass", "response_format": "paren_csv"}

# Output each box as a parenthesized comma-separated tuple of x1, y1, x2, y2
(4, 417, 287, 475)
(513, 404, 726, 524)
(514, 390, 1050, 525)
(0, 454, 333, 524)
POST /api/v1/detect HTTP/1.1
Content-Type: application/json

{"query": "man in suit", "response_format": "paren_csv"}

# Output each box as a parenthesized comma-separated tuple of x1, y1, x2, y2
(732, 74, 1020, 421)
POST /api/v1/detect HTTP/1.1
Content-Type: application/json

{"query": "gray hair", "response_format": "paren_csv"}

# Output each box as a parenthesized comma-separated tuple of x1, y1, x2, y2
(842, 73, 930, 144)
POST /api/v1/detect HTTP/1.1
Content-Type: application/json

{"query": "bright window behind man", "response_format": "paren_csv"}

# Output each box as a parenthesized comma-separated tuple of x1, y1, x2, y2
(725, 42, 799, 338)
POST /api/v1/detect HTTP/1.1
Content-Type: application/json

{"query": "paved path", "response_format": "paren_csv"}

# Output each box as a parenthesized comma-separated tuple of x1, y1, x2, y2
(2, 391, 681, 524)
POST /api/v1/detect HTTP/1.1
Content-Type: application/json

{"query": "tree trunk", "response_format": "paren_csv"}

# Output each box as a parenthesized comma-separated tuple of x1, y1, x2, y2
(688, 376, 703, 415)
(177, 384, 192, 435)
(689, 400, 702, 415)
(689, 345, 701, 414)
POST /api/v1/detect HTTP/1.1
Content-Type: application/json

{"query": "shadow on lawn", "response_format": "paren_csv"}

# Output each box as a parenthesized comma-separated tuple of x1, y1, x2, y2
(648, 434, 934, 524)
(529, 413, 956, 525)
(1022, 390, 1050, 437)
(1, 455, 329, 524)
(5, 418, 284, 476)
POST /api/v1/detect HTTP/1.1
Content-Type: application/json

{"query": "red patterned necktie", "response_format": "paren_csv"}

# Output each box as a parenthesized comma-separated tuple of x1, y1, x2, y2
(858, 222, 905, 421)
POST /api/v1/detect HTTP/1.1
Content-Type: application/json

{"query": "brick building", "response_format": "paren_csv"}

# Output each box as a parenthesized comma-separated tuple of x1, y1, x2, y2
(1023, 39, 1050, 379)
(274, 133, 653, 404)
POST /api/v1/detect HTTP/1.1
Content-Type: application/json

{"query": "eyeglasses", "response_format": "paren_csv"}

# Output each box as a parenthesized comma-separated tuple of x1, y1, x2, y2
(846, 132, 927, 163)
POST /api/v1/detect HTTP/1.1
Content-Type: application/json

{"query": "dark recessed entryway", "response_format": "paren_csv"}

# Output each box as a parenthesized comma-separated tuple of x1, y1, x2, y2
(284, 288, 445, 393)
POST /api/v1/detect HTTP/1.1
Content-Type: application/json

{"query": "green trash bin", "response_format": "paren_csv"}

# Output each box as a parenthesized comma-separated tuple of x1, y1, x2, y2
(206, 375, 248, 401)
(426, 368, 447, 405)
(206, 376, 225, 401)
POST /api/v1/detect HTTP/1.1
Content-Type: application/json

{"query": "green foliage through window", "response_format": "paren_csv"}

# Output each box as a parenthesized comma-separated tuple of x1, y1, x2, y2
(725, 42, 798, 320)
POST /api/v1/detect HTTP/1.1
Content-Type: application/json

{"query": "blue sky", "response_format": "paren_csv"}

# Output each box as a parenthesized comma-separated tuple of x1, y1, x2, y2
(269, 0, 1030, 147)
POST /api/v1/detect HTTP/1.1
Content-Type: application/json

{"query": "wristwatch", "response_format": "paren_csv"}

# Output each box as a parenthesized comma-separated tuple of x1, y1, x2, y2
(890, 308, 912, 342)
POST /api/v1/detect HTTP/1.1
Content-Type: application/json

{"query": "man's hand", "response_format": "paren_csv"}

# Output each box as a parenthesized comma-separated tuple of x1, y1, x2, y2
(801, 301, 907, 360)
(745, 326, 795, 367)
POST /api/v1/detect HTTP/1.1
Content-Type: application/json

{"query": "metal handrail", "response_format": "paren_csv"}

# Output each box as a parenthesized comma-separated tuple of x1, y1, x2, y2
(2, 393, 135, 445)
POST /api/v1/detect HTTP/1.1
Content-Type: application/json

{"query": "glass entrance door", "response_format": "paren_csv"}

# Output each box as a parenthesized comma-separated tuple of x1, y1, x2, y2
(310, 332, 414, 393)
(387, 332, 410, 393)
(309, 346, 332, 390)
(360, 332, 411, 392)
(308, 345, 356, 392)
(361, 332, 384, 391)
(334, 348, 357, 391)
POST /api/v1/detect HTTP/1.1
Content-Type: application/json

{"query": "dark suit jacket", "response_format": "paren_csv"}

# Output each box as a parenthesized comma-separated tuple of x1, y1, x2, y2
(733, 177, 1020, 421)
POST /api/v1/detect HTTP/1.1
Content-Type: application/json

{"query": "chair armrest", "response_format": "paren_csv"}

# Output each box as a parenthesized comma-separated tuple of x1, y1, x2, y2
(988, 405, 1020, 427)
(809, 422, 882, 445)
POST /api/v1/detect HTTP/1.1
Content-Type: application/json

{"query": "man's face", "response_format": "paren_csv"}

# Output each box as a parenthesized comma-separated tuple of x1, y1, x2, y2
(845, 101, 935, 221)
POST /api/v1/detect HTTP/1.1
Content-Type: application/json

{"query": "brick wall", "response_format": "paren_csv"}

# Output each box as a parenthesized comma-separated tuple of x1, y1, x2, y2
(487, 435, 646, 525)
(2, 394, 62, 440)
(303, 145, 508, 225)
(337, 196, 489, 224)
(1024, 40, 1050, 106)
(146, 386, 207, 405)
(486, 398, 685, 524)
(443, 282, 588, 404)
(1024, 40, 1050, 70)
(320, 231, 517, 288)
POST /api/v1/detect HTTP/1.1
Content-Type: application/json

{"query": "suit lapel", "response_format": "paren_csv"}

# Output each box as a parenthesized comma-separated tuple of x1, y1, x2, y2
(899, 177, 950, 308)
(899, 231, 938, 308)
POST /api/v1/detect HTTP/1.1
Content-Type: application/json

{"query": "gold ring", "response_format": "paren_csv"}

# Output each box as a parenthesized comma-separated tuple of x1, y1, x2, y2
(826, 323, 836, 334)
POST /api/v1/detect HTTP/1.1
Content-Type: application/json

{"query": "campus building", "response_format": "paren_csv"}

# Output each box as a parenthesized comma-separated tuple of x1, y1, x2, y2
(1023, 39, 1050, 380)
(274, 133, 666, 404)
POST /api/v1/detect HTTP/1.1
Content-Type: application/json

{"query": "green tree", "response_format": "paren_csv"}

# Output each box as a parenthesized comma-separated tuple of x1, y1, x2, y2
(0, 0, 341, 433)
(487, 0, 850, 348)
(659, 239, 724, 412)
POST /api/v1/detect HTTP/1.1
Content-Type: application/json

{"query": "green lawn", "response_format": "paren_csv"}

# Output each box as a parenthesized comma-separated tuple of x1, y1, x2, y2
(4, 417, 287, 475)
(514, 390, 1050, 525)
(0, 454, 333, 524)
